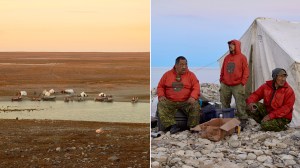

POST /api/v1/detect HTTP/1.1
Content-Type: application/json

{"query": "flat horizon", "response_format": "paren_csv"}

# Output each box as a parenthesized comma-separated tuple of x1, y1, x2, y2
(0, 51, 150, 53)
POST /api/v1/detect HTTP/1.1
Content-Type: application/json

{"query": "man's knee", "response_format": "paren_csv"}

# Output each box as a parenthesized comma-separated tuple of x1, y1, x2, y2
(157, 100, 173, 113)
(191, 101, 201, 110)
(157, 100, 167, 109)
(261, 120, 287, 132)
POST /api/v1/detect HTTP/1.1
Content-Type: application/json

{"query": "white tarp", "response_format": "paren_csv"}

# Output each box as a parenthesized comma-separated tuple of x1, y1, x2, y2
(218, 17, 300, 127)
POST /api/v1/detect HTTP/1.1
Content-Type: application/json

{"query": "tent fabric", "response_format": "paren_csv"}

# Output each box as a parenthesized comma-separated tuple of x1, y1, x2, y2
(64, 89, 75, 94)
(20, 91, 27, 96)
(218, 18, 300, 127)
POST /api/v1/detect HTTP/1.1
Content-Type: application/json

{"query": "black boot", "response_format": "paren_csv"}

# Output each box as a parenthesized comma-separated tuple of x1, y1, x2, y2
(170, 124, 180, 134)
(240, 119, 248, 131)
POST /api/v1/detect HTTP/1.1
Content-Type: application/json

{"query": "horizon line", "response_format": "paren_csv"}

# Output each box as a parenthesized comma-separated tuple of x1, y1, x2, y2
(151, 66, 220, 69)
(0, 51, 150, 53)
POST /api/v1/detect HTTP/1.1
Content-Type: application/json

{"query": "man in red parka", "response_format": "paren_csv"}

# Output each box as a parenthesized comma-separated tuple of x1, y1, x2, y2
(246, 68, 295, 131)
(157, 56, 200, 134)
(220, 39, 249, 128)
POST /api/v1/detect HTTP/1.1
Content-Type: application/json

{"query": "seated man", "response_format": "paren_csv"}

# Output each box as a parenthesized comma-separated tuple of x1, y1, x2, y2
(246, 68, 295, 131)
(157, 56, 200, 134)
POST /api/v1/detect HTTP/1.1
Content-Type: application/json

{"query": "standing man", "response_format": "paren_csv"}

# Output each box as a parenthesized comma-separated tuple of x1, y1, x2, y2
(246, 68, 295, 131)
(220, 39, 249, 128)
(157, 56, 200, 134)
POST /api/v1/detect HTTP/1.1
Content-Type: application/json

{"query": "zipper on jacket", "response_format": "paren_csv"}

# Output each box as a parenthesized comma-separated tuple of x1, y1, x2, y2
(269, 83, 277, 106)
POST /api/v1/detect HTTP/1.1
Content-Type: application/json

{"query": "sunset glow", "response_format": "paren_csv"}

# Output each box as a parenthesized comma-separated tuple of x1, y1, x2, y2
(0, 0, 149, 52)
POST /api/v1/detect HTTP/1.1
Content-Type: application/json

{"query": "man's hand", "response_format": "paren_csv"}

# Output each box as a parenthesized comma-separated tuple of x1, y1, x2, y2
(187, 97, 196, 104)
(158, 96, 167, 102)
(262, 115, 271, 122)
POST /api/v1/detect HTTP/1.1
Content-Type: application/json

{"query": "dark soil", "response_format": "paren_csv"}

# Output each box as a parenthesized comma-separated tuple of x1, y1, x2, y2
(0, 119, 150, 168)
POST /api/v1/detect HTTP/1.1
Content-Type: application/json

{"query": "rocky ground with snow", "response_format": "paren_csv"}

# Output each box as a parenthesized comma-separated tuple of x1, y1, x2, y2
(200, 83, 220, 102)
(151, 119, 300, 168)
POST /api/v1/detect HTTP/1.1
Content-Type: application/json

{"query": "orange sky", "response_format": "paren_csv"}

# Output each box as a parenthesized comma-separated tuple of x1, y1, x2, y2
(0, 0, 149, 52)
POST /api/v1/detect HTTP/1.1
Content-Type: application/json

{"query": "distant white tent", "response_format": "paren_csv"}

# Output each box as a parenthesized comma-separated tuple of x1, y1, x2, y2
(20, 91, 27, 96)
(64, 89, 75, 94)
(42, 90, 48, 95)
(99, 93, 106, 97)
(218, 18, 300, 127)
(44, 91, 51, 97)
(80, 92, 88, 97)
(49, 89, 55, 94)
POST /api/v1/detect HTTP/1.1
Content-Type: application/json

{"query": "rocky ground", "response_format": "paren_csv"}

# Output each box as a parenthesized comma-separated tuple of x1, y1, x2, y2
(151, 83, 300, 167)
(151, 119, 300, 168)
(0, 119, 150, 168)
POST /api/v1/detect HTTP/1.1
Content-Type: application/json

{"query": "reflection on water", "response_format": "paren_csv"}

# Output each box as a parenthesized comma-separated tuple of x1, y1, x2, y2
(0, 101, 149, 123)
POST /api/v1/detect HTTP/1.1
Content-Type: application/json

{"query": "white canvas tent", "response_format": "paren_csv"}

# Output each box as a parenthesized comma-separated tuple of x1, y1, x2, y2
(218, 17, 300, 127)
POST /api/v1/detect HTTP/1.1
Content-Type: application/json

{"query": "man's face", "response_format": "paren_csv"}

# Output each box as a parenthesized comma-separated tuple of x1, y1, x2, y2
(275, 74, 287, 87)
(175, 59, 187, 75)
(229, 43, 235, 52)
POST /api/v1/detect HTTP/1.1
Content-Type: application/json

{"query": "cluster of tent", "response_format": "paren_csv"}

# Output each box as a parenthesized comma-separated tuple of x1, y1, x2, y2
(95, 92, 113, 102)
(12, 89, 89, 102)
(42, 89, 55, 97)
(42, 89, 88, 97)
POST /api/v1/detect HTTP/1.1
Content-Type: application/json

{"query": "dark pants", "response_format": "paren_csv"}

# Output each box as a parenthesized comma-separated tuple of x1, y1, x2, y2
(157, 99, 200, 129)
(246, 102, 290, 132)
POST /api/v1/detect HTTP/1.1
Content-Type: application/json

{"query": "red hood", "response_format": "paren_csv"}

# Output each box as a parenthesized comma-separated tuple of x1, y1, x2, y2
(228, 39, 241, 55)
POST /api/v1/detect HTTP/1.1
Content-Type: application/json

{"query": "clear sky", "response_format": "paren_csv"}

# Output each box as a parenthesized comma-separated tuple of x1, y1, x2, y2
(0, 0, 149, 52)
(151, 0, 300, 67)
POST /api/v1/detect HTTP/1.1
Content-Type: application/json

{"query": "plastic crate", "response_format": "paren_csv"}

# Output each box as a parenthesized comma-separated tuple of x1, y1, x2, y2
(157, 110, 188, 131)
(156, 99, 208, 131)
(200, 105, 235, 123)
(174, 110, 188, 130)
(216, 108, 235, 118)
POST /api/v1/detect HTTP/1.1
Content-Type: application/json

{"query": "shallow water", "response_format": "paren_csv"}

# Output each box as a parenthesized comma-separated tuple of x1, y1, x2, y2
(0, 101, 149, 123)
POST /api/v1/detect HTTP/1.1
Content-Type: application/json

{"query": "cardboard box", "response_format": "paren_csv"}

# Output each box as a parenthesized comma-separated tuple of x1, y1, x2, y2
(191, 118, 240, 141)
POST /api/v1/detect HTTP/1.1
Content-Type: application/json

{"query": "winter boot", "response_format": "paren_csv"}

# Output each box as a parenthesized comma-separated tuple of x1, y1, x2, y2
(240, 119, 248, 131)
(170, 124, 180, 134)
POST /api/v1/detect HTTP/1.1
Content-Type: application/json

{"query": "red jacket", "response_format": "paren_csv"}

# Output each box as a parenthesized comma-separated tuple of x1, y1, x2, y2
(157, 67, 200, 102)
(220, 40, 249, 86)
(246, 80, 295, 120)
